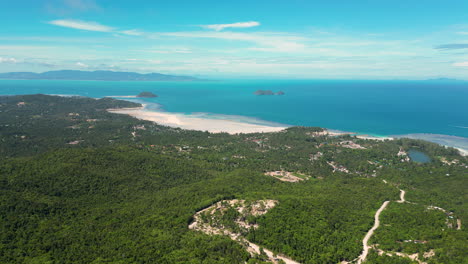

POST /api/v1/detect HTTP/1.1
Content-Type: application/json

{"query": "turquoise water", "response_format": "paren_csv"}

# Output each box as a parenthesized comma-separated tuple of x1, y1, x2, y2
(408, 149, 431, 163)
(0, 79, 467, 139)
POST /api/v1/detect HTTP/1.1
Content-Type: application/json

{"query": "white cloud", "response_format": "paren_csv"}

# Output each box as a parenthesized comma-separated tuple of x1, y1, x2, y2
(152, 50, 191, 54)
(201, 21, 260, 31)
(49, 19, 114, 32)
(48, 19, 144, 37)
(249, 42, 306, 53)
(76, 62, 88, 67)
(0, 57, 18, 63)
(148, 60, 162, 64)
(162, 31, 308, 53)
(120, 29, 144, 36)
(141, 47, 193, 54)
(453, 62, 468, 67)
(456, 32, 468, 35)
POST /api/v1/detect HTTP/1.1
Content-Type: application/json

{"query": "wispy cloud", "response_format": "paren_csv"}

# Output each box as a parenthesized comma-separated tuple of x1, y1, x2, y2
(201, 21, 260, 31)
(49, 19, 114, 32)
(0, 57, 18, 63)
(138, 46, 193, 54)
(0, 56, 58, 68)
(162, 31, 308, 52)
(145, 48, 192, 54)
(48, 19, 145, 37)
(119, 29, 144, 36)
(46, 19, 301, 52)
(75, 62, 88, 67)
(12, 18, 465, 78)
(249, 42, 306, 53)
(434, 43, 468, 50)
(453, 62, 468, 67)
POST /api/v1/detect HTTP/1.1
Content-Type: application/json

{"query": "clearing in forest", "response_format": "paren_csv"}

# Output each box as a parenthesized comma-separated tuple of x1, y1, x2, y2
(189, 199, 300, 264)
(264, 171, 310, 182)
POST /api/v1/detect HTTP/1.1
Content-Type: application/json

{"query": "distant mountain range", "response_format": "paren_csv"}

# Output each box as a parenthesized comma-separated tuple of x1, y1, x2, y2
(0, 70, 202, 81)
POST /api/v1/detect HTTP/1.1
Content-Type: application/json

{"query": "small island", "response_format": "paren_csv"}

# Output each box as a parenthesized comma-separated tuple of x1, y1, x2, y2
(136, 92, 158, 98)
(254, 90, 285, 96)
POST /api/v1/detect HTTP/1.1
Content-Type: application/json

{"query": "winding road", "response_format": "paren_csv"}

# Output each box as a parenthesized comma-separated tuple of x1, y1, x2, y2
(357, 200, 390, 264)
(397, 190, 406, 203)
(241, 237, 300, 264)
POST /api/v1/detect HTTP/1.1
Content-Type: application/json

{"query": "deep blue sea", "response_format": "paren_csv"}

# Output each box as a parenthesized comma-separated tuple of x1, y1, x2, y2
(1, 79, 467, 142)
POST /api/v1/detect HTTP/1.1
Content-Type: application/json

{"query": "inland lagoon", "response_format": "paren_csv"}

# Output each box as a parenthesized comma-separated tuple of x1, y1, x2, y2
(408, 149, 432, 163)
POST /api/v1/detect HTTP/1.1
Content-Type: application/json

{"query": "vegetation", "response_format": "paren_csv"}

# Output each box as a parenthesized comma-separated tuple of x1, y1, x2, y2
(137, 92, 158, 98)
(0, 94, 466, 263)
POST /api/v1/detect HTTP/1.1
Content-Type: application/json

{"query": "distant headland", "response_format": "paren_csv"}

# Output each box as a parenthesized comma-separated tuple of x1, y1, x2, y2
(0, 70, 203, 82)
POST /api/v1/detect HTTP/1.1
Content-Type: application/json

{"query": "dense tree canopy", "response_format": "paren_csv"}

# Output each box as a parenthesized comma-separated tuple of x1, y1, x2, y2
(0, 95, 466, 263)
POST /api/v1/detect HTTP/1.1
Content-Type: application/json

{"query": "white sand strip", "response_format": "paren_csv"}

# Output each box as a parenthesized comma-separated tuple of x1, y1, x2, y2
(108, 106, 288, 134)
(455, 147, 468, 156)
(356, 135, 394, 141)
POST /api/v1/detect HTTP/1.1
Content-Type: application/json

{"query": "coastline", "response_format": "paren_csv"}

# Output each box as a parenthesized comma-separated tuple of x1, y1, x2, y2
(106, 99, 397, 138)
(104, 95, 466, 155)
(108, 104, 288, 134)
(106, 101, 468, 156)
(393, 133, 468, 156)
(455, 148, 468, 156)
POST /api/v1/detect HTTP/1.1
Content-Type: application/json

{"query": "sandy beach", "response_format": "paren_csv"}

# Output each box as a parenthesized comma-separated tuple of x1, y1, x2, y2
(108, 105, 287, 134)
(317, 130, 394, 141)
(107, 106, 467, 156)
(356, 135, 394, 141)
(455, 148, 468, 156)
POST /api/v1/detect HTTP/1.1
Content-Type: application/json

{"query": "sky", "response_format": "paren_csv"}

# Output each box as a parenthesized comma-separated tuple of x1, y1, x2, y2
(1, 0, 468, 79)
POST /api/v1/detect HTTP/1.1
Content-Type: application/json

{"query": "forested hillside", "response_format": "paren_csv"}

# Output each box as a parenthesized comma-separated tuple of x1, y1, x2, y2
(0, 95, 466, 263)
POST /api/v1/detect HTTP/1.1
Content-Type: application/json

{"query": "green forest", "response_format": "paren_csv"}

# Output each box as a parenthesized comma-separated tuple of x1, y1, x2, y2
(0, 94, 466, 263)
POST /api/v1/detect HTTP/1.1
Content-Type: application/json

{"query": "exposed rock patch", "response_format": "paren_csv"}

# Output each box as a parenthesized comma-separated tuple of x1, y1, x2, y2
(264, 171, 310, 182)
(189, 199, 299, 264)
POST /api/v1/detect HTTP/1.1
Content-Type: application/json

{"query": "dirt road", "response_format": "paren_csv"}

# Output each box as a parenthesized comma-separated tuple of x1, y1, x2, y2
(397, 190, 406, 203)
(357, 201, 390, 264)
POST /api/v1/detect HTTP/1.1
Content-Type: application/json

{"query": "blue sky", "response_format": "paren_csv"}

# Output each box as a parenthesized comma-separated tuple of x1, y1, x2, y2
(2, 0, 468, 79)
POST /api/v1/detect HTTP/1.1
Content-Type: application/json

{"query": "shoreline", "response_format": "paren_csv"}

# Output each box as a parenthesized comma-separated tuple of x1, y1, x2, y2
(108, 104, 288, 134)
(107, 103, 468, 156)
(107, 97, 396, 138)
(455, 148, 468, 156)
(102, 96, 467, 155)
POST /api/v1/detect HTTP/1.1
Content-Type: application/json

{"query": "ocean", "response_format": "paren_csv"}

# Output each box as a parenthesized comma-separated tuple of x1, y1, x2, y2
(1, 79, 467, 148)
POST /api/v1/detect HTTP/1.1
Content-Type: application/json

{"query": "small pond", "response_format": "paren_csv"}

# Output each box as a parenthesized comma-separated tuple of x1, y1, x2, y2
(408, 149, 431, 163)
